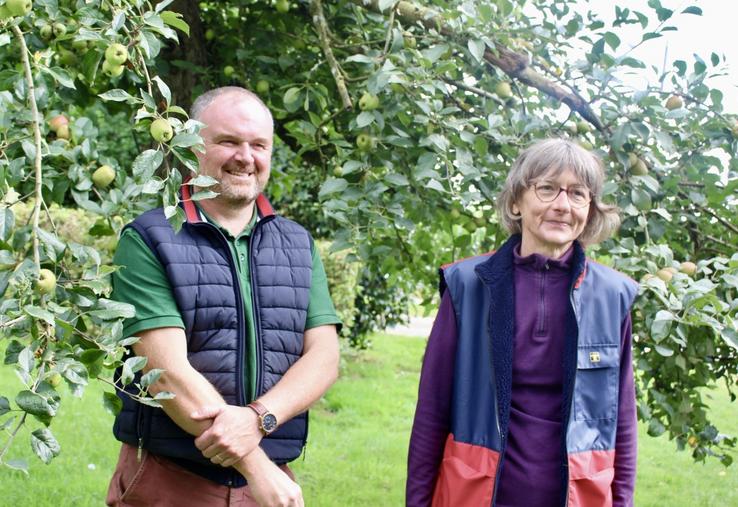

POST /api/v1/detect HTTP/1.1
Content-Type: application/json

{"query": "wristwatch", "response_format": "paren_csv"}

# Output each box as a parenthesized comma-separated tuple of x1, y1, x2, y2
(247, 400, 278, 435)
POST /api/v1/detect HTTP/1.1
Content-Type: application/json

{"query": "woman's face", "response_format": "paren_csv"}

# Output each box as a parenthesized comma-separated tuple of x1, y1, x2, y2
(513, 168, 591, 259)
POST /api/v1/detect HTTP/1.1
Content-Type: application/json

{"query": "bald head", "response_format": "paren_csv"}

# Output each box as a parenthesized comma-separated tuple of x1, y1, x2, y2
(190, 86, 273, 124)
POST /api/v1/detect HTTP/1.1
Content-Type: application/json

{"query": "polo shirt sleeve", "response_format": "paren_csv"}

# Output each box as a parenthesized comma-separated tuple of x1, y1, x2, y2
(305, 244, 342, 331)
(112, 228, 184, 338)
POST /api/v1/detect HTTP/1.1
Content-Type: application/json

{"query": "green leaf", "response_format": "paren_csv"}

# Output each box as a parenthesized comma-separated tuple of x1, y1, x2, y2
(31, 428, 61, 464)
(188, 175, 218, 187)
(356, 112, 375, 128)
(467, 39, 485, 63)
(125, 356, 148, 374)
(0, 396, 9, 416)
(170, 133, 202, 149)
(44, 67, 76, 89)
(189, 190, 218, 201)
(98, 89, 139, 103)
(140, 368, 164, 389)
(141, 179, 165, 194)
(681, 6, 702, 15)
(152, 76, 172, 107)
(0, 208, 13, 241)
(651, 310, 674, 341)
(15, 390, 55, 417)
(103, 392, 123, 416)
(318, 178, 349, 199)
(24, 305, 56, 327)
(90, 299, 136, 320)
(384, 173, 409, 186)
(160, 10, 190, 35)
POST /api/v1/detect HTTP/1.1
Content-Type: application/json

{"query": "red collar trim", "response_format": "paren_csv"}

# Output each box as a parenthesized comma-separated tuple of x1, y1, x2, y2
(180, 178, 274, 222)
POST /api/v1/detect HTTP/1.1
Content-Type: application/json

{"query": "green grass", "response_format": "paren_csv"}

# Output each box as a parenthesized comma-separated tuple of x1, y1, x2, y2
(1, 333, 736, 506)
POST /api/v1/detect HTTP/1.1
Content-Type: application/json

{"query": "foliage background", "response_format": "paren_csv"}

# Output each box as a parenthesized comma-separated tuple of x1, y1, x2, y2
(0, 0, 736, 475)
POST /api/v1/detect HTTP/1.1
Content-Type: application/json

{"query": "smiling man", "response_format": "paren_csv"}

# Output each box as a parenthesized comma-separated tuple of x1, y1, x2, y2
(106, 87, 341, 507)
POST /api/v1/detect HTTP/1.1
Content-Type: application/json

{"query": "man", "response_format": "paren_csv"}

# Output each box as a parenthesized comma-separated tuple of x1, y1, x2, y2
(106, 86, 341, 506)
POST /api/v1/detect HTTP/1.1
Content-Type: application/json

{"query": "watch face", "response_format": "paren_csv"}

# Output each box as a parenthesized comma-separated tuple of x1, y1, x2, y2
(262, 413, 278, 433)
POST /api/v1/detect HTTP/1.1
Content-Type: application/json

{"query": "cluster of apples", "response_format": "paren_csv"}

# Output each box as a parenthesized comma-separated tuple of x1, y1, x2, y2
(48, 114, 70, 140)
(643, 261, 698, 284)
(102, 42, 128, 78)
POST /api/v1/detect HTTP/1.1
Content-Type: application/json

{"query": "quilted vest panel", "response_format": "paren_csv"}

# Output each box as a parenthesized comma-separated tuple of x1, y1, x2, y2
(112, 206, 312, 486)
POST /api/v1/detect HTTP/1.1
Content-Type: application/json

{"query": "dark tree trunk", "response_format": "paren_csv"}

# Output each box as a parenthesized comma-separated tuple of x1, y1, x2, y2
(160, 0, 209, 113)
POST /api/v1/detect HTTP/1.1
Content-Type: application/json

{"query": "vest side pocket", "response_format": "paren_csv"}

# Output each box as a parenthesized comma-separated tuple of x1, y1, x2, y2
(567, 449, 615, 507)
(432, 434, 499, 507)
(574, 345, 618, 421)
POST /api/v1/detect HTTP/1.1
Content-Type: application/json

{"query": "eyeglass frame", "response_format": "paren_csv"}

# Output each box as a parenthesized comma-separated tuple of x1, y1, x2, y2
(530, 180, 592, 208)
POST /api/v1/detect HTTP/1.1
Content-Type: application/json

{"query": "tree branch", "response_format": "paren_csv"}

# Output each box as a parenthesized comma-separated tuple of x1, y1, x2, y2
(12, 25, 43, 271)
(353, 0, 605, 132)
(310, 0, 353, 110)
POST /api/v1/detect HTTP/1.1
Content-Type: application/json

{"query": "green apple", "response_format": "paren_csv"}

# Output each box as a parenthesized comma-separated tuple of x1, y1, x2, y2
(356, 133, 375, 152)
(656, 268, 673, 283)
(223, 65, 235, 77)
(665, 95, 683, 110)
(630, 158, 648, 176)
(58, 48, 78, 66)
(48, 372, 63, 387)
(205, 28, 215, 41)
(55, 124, 70, 140)
(92, 164, 116, 187)
(576, 120, 590, 134)
(52, 22, 67, 38)
(256, 80, 270, 94)
(0, 5, 12, 20)
(40, 24, 54, 40)
(358, 92, 379, 111)
(404, 32, 416, 49)
(275, 0, 290, 13)
(105, 43, 128, 65)
(102, 59, 125, 78)
(48, 114, 68, 132)
(6, 0, 32, 17)
(627, 152, 638, 168)
(731, 121, 738, 138)
(494, 81, 512, 99)
(150, 118, 174, 143)
(679, 261, 697, 276)
(36, 268, 57, 294)
(72, 39, 90, 51)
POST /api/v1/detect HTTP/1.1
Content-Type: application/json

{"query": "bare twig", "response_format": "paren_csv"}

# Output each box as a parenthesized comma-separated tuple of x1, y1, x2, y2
(310, 0, 353, 110)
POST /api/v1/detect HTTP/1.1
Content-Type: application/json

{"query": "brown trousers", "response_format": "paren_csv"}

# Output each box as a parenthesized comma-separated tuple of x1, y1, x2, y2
(106, 443, 295, 507)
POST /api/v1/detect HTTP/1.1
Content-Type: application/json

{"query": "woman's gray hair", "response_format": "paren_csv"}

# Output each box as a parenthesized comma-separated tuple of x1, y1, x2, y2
(190, 86, 272, 122)
(496, 138, 620, 246)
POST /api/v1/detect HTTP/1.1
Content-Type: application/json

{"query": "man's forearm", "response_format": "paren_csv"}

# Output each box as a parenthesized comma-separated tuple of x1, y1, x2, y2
(256, 325, 340, 425)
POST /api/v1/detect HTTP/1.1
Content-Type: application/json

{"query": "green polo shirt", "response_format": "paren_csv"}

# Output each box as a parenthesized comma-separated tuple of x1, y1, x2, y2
(111, 209, 341, 401)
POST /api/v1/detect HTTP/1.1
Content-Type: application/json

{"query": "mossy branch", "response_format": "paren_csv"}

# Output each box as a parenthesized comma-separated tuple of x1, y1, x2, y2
(310, 0, 353, 110)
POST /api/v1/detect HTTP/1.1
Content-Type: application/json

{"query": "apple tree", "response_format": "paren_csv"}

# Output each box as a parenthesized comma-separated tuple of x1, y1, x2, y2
(0, 0, 736, 471)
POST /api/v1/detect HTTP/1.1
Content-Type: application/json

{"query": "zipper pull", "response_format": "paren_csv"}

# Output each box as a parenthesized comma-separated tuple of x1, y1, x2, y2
(137, 438, 143, 462)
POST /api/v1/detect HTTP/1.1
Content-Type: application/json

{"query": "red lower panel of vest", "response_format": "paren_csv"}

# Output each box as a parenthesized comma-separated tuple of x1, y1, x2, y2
(432, 434, 500, 507)
(567, 449, 616, 507)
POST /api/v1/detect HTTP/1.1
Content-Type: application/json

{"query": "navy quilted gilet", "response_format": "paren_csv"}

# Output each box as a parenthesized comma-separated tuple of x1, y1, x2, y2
(112, 201, 312, 487)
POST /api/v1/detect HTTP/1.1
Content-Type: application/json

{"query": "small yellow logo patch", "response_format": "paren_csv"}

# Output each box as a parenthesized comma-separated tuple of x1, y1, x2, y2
(589, 351, 601, 363)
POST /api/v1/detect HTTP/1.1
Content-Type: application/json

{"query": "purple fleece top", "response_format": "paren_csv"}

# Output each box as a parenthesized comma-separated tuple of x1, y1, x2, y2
(406, 246, 637, 506)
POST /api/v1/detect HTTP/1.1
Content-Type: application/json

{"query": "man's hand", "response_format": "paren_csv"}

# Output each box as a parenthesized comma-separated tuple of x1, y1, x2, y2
(192, 405, 263, 468)
(240, 450, 304, 507)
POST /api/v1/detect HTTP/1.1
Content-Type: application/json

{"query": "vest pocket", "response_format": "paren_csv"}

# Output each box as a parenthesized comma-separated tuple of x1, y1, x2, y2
(574, 345, 618, 421)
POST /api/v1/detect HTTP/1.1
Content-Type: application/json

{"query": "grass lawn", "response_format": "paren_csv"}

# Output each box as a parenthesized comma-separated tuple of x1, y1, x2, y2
(1, 333, 736, 505)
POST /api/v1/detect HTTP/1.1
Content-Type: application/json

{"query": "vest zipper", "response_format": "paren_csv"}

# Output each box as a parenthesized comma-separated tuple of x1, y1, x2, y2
(487, 309, 505, 507)
(563, 280, 581, 506)
(250, 221, 265, 397)
(536, 262, 549, 335)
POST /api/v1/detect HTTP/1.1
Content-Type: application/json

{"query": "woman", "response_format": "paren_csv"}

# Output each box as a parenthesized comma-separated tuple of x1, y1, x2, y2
(406, 138, 638, 507)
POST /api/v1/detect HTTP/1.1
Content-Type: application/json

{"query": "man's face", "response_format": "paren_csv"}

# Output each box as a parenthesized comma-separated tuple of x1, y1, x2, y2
(195, 93, 274, 206)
